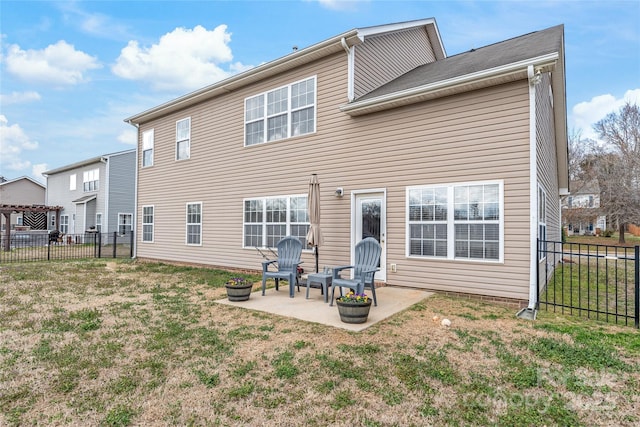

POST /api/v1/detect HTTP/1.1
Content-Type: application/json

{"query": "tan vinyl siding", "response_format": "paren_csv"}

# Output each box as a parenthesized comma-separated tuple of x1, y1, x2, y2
(136, 43, 533, 300)
(536, 73, 561, 242)
(354, 27, 436, 99)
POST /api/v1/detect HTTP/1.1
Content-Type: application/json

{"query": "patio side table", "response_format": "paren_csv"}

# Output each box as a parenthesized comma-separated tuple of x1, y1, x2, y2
(306, 272, 332, 303)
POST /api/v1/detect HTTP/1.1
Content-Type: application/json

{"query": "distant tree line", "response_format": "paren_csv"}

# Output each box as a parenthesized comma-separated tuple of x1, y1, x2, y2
(569, 102, 640, 244)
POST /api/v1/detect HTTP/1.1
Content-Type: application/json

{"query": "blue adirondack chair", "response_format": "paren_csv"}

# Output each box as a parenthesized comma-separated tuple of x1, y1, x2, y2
(329, 237, 382, 306)
(261, 236, 303, 298)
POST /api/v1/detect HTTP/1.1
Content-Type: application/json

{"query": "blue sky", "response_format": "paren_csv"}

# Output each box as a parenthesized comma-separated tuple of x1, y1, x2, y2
(1, 0, 639, 183)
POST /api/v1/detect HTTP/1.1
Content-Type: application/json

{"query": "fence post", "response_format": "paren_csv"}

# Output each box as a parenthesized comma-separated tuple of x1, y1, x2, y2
(635, 245, 639, 329)
(113, 232, 117, 259)
(47, 236, 51, 261)
(97, 232, 102, 258)
(130, 230, 134, 258)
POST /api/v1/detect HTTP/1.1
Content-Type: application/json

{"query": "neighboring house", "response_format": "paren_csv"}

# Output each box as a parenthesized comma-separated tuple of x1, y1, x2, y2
(125, 19, 569, 309)
(42, 150, 136, 236)
(0, 176, 46, 230)
(561, 180, 607, 235)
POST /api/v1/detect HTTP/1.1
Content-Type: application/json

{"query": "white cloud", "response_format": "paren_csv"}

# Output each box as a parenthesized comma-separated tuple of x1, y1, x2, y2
(4, 41, 101, 86)
(0, 115, 39, 172)
(0, 91, 41, 106)
(117, 128, 137, 146)
(31, 163, 48, 183)
(57, 1, 132, 41)
(112, 24, 250, 92)
(313, 0, 367, 11)
(570, 89, 640, 141)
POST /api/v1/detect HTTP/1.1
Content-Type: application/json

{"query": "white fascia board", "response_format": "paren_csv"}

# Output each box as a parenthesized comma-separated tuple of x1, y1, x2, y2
(357, 18, 437, 40)
(340, 52, 559, 115)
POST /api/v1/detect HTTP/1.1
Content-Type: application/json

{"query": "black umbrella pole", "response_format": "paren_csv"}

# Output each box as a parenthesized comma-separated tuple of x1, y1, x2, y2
(315, 246, 319, 273)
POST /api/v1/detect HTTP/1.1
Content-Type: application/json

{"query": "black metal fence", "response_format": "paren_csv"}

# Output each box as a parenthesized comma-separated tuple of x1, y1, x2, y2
(538, 240, 639, 328)
(0, 231, 134, 263)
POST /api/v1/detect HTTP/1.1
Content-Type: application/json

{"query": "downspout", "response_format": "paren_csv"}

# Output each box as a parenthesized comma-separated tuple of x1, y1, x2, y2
(341, 37, 355, 102)
(127, 119, 139, 259)
(517, 65, 541, 320)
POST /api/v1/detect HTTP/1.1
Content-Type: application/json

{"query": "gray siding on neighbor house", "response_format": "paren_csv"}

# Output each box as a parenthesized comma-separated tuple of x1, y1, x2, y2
(353, 27, 436, 99)
(135, 45, 535, 301)
(106, 151, 136, 234)
(46, 154, 134, 234)
(46, 165, 102, 233)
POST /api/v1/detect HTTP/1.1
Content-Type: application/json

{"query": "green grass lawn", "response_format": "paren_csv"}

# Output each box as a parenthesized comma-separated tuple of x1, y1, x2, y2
(1, 260, 639, 426)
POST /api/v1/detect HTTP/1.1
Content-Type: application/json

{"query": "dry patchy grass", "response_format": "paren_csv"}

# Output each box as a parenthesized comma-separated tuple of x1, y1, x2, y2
(0, 259, 638, 426)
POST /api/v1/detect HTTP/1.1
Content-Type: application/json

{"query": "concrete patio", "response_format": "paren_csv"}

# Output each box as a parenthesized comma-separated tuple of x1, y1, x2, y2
(215, 284, 433, 332)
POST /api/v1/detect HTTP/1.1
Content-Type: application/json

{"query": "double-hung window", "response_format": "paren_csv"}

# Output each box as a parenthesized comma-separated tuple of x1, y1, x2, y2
(244, 76, 316, 146)
(186, 202, 202, 245)
(142, 129, 154, 167)
(69, 174, 76, 191)
(538, 185, 547, 261)
(118, 213, 132, 235)
(176, 118, 190, 160)
(243, 195, 309, 248)
(60, 215, 69, 234)
(83, 169, 99, 192)
(142, 206, 154, 242)
(408, 181, 503, 262)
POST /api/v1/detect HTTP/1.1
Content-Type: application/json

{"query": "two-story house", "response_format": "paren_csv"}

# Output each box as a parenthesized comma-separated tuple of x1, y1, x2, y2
(125, 19, 568, 310)
(43, 150, 136, 237)
(562, 180, 607, 235)
(0, 176, 47, 230)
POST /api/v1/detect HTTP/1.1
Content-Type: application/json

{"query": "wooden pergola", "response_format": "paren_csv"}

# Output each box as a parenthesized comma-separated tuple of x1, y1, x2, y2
(0, 204, 63, 251)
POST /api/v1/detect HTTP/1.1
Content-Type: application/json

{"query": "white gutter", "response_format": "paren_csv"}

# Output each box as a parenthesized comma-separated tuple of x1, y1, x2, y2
(341, 52, 558, 115)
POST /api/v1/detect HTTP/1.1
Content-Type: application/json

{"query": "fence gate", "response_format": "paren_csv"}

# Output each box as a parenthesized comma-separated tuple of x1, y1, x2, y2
(538, 240, 639, 328)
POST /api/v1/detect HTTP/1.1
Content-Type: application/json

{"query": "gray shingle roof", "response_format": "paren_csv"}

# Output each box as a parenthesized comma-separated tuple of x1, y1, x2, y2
(357, 24, 564, 101)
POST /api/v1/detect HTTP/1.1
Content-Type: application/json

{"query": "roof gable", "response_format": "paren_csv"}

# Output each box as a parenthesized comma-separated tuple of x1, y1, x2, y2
(0, 176, 46, 189)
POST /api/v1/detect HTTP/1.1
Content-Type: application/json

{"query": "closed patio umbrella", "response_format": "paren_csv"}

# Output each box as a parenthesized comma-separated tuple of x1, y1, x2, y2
(306, 174, 324, 273)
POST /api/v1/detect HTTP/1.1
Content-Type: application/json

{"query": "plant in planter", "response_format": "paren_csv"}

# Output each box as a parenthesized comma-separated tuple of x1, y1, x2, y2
(335, 291, 372, 324)
(225, 277, 254, 302)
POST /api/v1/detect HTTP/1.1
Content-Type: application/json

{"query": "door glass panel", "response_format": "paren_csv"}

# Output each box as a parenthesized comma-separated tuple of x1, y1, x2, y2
(361, 200, 381, 242)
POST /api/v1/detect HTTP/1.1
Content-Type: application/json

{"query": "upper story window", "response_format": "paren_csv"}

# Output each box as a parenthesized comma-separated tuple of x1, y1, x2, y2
(244, 76, 316, 146)
(142, 129, 154, 167)
(407, 181, 503, 262)
(83, 169, 99, 192)
(176, 118, 191, 160)
(69, 174, 76, 191)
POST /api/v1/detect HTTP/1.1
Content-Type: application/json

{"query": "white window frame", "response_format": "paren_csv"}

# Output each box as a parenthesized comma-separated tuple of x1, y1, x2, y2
(142, 205, 154, 243)
(60, 215, 69, 234)
(83, 169, 99, 192)
(538, 185, 547, 261)
(142, 129, 154, 167)
(244, 76, 316, 146)
(118, 213, 133, 235)
(96, 213, 102, 232)
(243, 195, 310, 248)
(186, 202, 202, 246)
(406, 180, 504, 263)
(176, 118, 191, 160)
(69, 174, 76, 191)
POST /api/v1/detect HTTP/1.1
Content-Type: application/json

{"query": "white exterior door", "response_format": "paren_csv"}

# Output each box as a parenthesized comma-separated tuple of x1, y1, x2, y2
(353, 191, 386, 282)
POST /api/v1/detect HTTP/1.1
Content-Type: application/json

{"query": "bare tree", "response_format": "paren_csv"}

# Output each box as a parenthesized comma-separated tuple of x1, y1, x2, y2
(592, 102, 640, 244)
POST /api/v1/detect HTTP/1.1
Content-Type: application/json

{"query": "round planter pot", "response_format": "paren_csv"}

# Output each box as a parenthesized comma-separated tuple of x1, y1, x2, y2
(336, 300, 372, 324)
(226, 283, 253, 302)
